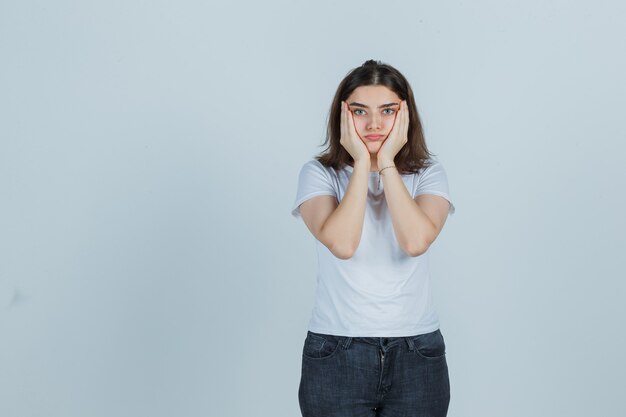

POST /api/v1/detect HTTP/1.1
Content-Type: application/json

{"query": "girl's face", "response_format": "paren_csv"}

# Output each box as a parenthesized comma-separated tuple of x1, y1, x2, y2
(346, 85, 402, 154)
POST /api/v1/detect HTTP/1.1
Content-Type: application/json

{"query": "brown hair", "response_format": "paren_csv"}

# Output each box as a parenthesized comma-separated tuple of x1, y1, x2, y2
(316, 59, 436, 174)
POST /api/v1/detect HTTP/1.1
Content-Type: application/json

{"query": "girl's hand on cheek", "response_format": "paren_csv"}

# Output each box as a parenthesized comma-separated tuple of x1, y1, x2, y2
(377, 100, 409, 164)
(339, 101, 370, 163)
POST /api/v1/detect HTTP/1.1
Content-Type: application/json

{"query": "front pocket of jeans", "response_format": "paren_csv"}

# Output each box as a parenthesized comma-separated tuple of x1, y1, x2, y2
(302, 332, 341, 360)
(412, 329, 446, 360)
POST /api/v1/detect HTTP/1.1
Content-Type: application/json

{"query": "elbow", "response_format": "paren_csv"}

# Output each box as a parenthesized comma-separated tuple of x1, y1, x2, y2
(331, 243, 356, 260)
(334, 251, 354, 260)
(319, 226, 360, 259)
(328, 240, 357, 260)
(405, 239, 431, 257)
(319, 229, 357, 260)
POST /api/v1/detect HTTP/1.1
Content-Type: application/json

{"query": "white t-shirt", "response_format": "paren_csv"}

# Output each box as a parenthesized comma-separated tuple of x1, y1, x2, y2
(291, 158, 455, 337)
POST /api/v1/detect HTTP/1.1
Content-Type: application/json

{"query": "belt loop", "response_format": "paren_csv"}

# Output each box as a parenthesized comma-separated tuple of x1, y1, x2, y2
(342, 336, 352, 349)
(404, 336, 415, 351)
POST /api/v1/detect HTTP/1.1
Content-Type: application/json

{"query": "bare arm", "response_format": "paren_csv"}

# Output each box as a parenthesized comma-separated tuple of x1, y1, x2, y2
(375, 101, 450, 256)
(378, 159, 450, 256)
(299, 159, 370, 259)
(299, 101, 371, 259)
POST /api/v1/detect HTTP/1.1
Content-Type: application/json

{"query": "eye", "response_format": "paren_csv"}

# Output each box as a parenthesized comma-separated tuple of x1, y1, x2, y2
(353, 109, 365, 116)
(383, 108, 396, 115)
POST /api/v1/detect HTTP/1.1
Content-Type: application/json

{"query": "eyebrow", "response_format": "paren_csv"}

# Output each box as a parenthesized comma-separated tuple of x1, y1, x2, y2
(348, 102, 399, 109)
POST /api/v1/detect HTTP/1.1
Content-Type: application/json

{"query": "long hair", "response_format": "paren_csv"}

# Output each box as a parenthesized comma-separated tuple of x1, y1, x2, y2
(316, 59, 435, 174)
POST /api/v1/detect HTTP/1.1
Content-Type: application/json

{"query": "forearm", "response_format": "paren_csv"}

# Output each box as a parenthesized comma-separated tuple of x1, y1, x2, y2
(320, 160, 370, 259)
(379, 160, 435, 256)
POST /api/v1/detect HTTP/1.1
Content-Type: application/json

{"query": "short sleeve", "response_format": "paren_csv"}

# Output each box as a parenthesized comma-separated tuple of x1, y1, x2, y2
(413, 159, 456, 215)
(291, 160, 337, 219)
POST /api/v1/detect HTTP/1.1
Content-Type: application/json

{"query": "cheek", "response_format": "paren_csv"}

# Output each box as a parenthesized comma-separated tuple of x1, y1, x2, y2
(385, 115, 397, 130)
(353, 120, 368, 137)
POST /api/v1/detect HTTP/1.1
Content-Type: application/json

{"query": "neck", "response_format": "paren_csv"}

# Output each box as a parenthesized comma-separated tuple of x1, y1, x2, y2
(370, 155, 378, 172)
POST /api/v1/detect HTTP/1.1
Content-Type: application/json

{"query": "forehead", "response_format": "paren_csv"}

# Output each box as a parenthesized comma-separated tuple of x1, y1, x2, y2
(347, 85, 400, 103)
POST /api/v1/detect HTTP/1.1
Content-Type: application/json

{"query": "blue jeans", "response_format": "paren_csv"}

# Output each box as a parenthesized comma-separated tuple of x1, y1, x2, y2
(298, 328, 450, 417)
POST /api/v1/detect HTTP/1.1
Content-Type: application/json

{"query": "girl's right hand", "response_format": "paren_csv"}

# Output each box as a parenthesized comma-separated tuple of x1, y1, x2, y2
(340, 101, 370, 163)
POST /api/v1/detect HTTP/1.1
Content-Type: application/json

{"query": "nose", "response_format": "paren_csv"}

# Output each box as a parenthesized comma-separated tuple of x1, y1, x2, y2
(367, 113, 381, 130)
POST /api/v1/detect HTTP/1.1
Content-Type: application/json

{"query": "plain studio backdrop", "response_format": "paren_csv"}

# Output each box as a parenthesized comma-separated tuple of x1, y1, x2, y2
(1, 1, 624, 416)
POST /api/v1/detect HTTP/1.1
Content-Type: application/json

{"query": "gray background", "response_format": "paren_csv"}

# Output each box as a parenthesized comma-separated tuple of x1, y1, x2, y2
(1, 1, 625, 416)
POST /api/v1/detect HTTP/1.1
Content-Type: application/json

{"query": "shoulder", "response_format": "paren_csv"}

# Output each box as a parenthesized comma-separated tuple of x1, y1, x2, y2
(299, 159, 340, 178)
(301, 159, 326, 171)
(294, 160, 338, 190)
(412, 158, 451, 192)
(415, 158, 447, 178)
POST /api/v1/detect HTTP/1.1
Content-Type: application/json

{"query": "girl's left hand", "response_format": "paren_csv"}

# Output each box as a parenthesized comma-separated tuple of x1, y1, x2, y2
(377, 100, 409, 163)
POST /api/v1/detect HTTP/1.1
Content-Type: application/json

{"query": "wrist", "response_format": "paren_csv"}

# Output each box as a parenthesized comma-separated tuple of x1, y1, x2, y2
(377, 157, 395, 170)
(354, 158, 371, 169)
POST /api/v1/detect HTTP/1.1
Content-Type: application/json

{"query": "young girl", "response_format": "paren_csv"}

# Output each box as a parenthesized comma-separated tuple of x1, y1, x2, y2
(291, 60, 455, 417)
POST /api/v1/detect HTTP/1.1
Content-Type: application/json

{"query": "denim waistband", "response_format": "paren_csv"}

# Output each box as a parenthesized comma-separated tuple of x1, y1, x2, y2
(308, 331, 420, 351)
(350, 335, 419, 350)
